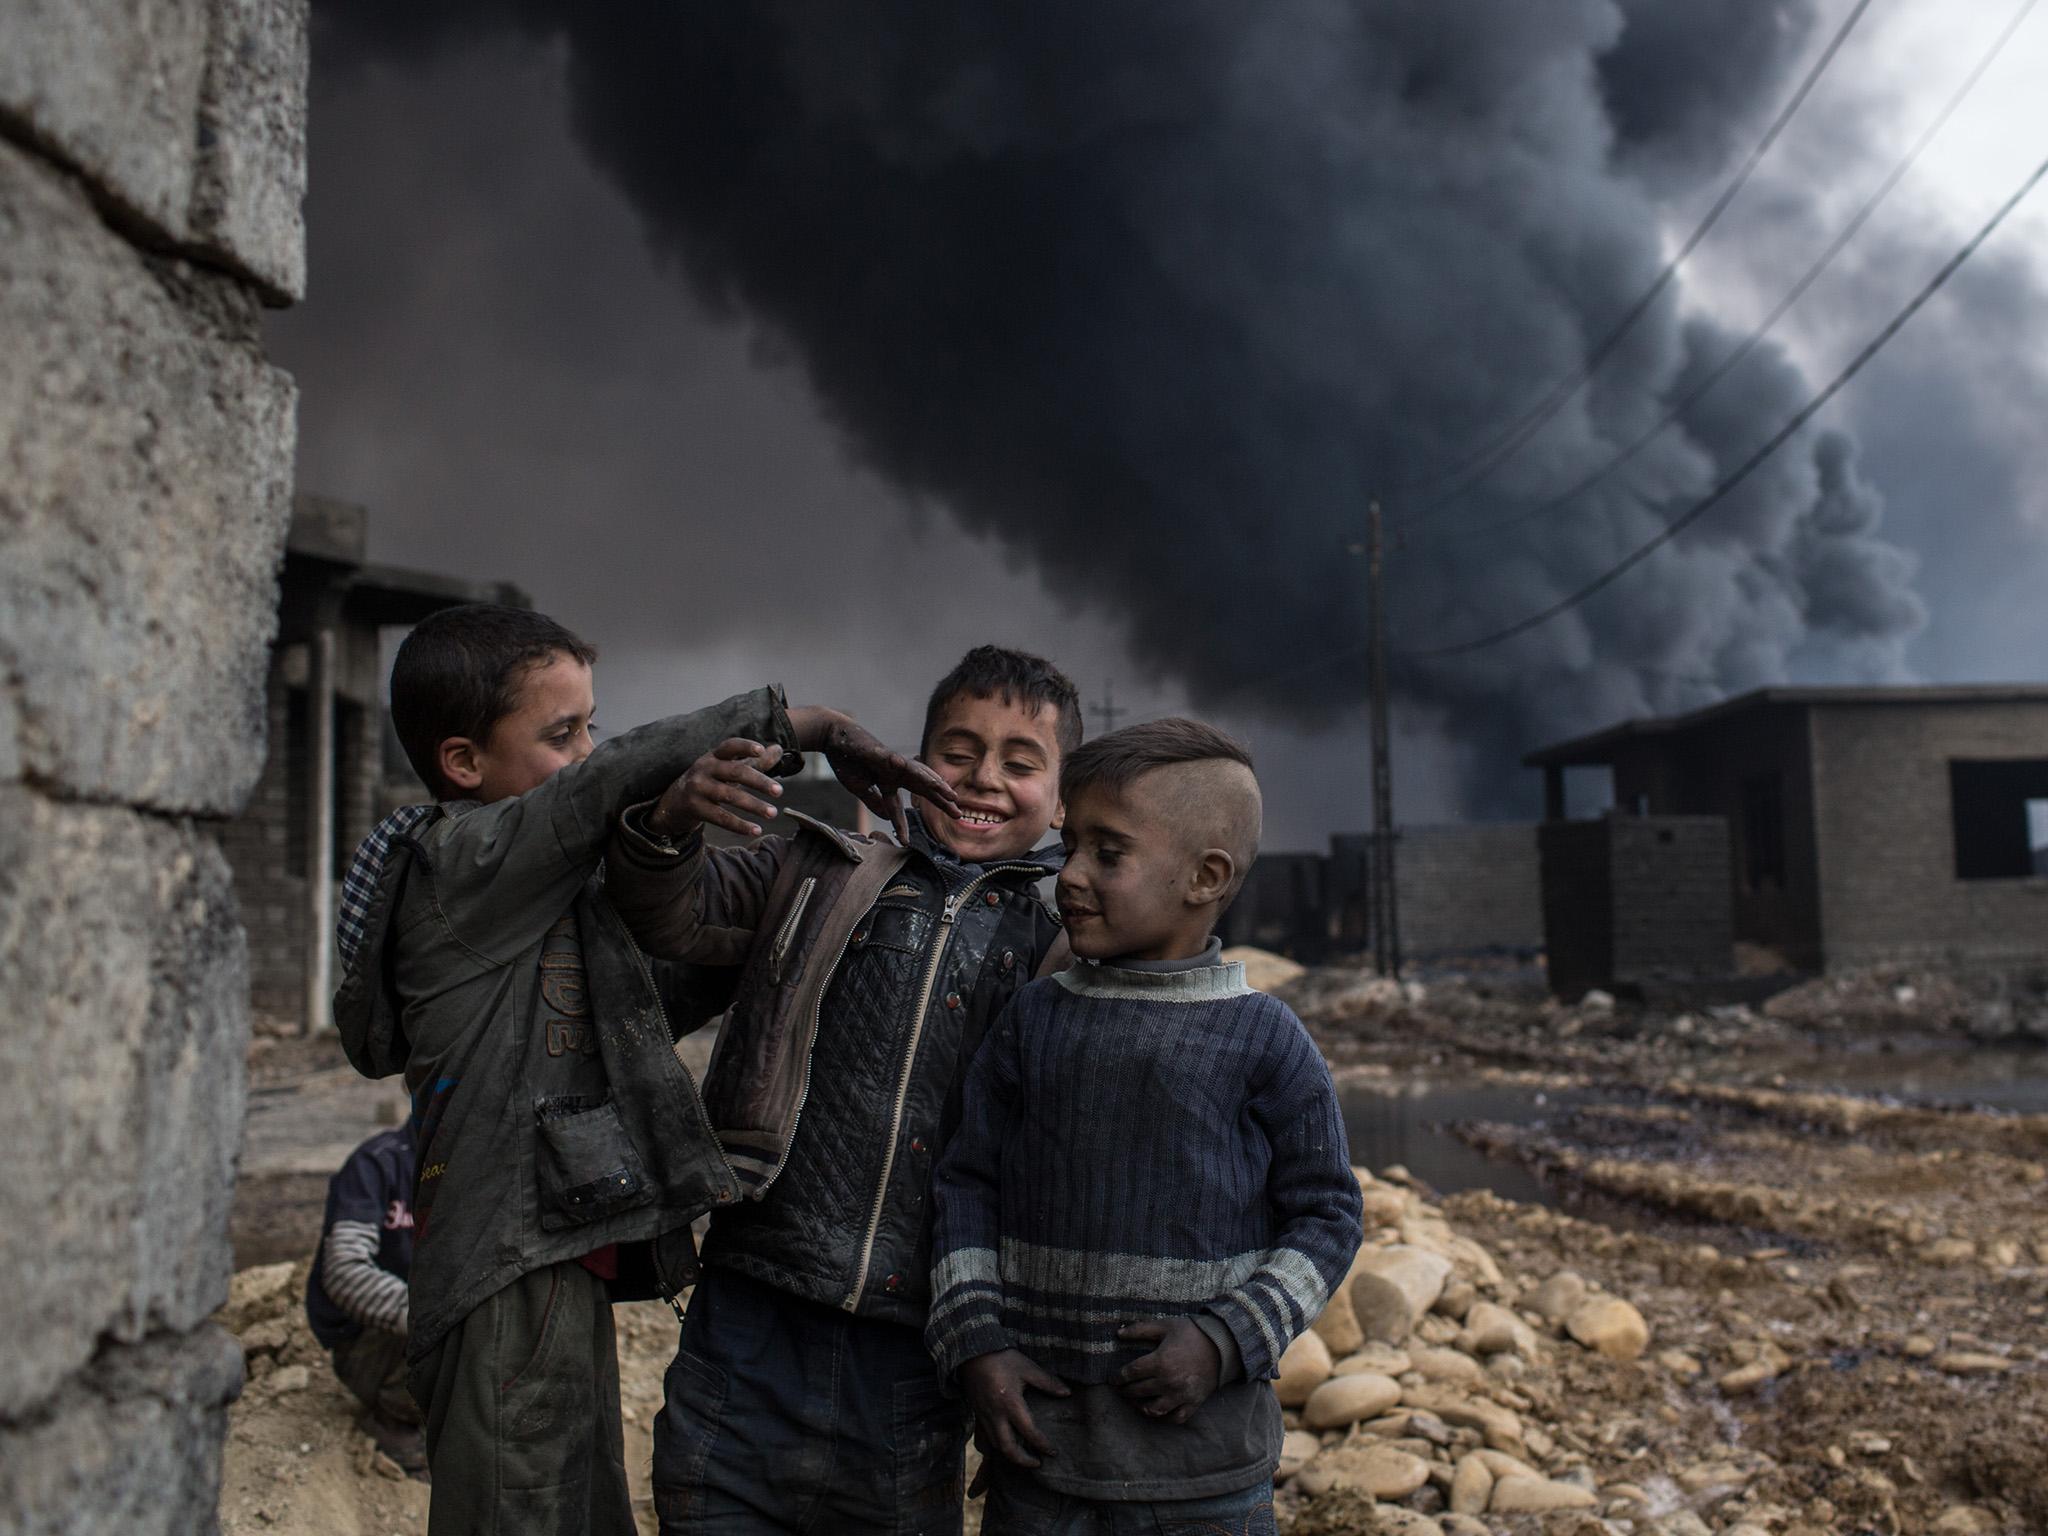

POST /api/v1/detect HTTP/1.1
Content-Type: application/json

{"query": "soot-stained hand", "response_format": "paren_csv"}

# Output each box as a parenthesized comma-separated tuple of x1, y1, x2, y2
(818, 716, 961, 843)
(1114, 1318, 1221, 1424)
(959, 1348, 1070, 1469)
(649, 738, 785, 840)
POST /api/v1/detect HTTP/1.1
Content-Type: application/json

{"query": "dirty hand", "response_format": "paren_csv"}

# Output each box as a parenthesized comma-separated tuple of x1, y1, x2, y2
(800, 710, 960, 842)
(649, 738, 785, 840)
(1114, 1318, 1220, 1423)
(959, 1348, 1070, 1469)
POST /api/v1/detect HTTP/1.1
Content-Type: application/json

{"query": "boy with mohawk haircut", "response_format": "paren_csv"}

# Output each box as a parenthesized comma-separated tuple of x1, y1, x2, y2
(928, 718, 1363, 1533)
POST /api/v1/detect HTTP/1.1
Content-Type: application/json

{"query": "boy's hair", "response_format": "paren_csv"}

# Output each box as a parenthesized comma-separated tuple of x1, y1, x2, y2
(390, 604, 599, 796)
(1058, 716, 1254, 800)
(920, 645, 1084, 757)
(1061, 717, 1261, 910)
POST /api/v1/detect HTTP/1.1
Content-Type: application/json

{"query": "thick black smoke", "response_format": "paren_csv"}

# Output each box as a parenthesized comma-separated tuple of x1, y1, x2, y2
(322, 0, 1926, 802)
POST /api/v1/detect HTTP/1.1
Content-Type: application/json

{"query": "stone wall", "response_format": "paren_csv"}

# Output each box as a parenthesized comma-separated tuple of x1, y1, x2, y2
(1330, 824, 1543, 960)
(0, 3, 307, 1530)
(1539, 817, 1733, 1000)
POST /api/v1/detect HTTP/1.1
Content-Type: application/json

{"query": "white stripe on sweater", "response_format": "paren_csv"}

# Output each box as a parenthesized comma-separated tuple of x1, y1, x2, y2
(324, 1220, 409, 1335)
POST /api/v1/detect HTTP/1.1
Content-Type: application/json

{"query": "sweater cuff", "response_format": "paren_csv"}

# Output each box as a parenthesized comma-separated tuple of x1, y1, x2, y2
(1195, 1312, 1245, 1386)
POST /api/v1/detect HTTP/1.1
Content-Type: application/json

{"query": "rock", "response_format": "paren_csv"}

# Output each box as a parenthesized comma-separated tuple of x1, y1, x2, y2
(1402, 1386, 1523, 1452)
(220, 1264, 297, 1335)
(1932, 1352, 2012, 1375)
(1319, 1444, 1431, 1499)
(1930, 1507, 2001, 1535)
(1921, 1238, 1976, 1264)
(1472, 1449, 1540, 1481)
(262, 1363, 309, 1395)
(1901, 1334, 1936, 1359)
(1370, 1511, 1444, 1536)
(373, 1451, 407, 1481)
(1450, 1454, 1493, 1515)
(1434, 1278, 1477, 1320)
(1276, 1429, 1321, 1481)
(1718, 1361, 1780, 1394)
(1440, 1519, 1489, 1536)
(1303, 1372, 1403, 1429)
(1276, 1331, 1333, 1406)
(1350, 1246, 1454, 1343)
(236, 1318, 291, 1359)
(1566, 1296, 1649, 1361)
(1310, 1282, 1366, 1358)
(1490, 1475, 1597, 1513)
(1333, 1343, 1412, 1377)
(1409, 1346, 1485, 1385)
(1358, 1183, 1411, 1229)
(1676, 1461, 1745, 1493)
(1461, 1301, 1538, 1358)
(1528, 1270, 1588, 1325)
(1654, 1514, 1714, 1536)
(1656, 1349, 1702, 1379)
(1579, 989, 1616, 1014)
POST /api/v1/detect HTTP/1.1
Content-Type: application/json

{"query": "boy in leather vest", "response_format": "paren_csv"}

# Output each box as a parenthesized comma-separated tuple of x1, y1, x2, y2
(605, 645, 1081, 1535)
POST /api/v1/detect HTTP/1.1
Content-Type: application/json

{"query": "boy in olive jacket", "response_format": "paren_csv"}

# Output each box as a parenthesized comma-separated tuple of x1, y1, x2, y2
(334, 603, 946, 1536)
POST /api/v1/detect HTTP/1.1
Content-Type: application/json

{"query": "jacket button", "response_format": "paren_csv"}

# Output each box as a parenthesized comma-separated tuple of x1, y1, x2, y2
(716, 1189, 733, 1203)
(944, 992, 962, 1010)
(1000, 950, 1015, 972)
(885, 1273, 904, 1294)
(910, 1137, 928, 1154)
(984, 890, 1001, 906)
(852, 929, 868, 945)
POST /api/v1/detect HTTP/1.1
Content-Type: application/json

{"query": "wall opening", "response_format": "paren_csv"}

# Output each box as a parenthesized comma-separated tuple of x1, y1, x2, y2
(1949, 759, 2048, 880)
(1740, 771, 1786, 893)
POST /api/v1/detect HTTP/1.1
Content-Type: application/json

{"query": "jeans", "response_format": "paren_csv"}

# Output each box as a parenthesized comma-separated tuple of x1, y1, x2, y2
(653, 1266, 964, 1535)
(981, 1463, 1276, 1536)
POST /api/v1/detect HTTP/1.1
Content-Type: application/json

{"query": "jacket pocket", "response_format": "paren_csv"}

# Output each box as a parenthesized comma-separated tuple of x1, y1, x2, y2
(533, 1094, 654, 1231)
(767, 877, 817, 985)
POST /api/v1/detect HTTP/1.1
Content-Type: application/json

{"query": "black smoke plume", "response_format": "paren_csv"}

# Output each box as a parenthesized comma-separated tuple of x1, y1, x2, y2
(323, 0, 1926, 801)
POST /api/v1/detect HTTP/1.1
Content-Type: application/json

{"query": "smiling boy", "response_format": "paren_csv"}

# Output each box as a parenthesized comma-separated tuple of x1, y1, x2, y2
(604, 645, 1081, 1535)
(928, 718, 1363, 1534)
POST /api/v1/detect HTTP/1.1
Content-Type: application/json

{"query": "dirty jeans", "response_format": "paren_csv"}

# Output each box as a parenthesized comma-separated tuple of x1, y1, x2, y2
(331, 1326, 420, 1426)
(407, 1259, 633, 1536)
(980, 1464, 1276, 1536)
(653, 1266, 965, 1535)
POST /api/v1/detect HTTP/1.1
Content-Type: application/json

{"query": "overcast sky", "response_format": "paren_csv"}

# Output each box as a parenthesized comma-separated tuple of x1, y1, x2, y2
(271, 1, 2048, 846)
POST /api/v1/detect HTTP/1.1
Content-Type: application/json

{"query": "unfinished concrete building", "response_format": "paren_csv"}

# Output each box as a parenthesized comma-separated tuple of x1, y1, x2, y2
(1, 2, 309, 1526)
(1527, 686, 2048, 980)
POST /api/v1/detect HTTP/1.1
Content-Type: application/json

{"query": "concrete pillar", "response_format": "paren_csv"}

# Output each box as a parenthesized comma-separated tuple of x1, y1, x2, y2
(304, 624, 337, 1034)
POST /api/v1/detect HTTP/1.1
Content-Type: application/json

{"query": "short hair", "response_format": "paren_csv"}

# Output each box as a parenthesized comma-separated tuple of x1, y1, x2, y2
(920, 645, 1084, 758)
(1061, 717, 1262, 910)
(1059, 717, 1254, 801)
(390, 604, 598, 797)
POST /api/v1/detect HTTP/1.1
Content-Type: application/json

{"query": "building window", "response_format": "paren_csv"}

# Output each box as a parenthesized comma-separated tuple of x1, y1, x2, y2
(1740, 772, 1785, 893)
(1949, 760, 2048, 880)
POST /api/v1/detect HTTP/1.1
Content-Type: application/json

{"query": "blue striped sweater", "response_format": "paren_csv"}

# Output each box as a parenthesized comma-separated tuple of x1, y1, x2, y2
(927, 954, 1363, 1386)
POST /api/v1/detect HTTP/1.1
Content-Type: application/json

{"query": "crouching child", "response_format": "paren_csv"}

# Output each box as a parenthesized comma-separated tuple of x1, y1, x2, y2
(927, 719, 1365, 1533)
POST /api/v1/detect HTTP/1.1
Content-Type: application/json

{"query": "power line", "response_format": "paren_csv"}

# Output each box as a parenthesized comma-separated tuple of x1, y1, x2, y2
(1399, 0, 1878, 510)
(1405, 146, 2048, 660)
(1410, 0, 2039, 554)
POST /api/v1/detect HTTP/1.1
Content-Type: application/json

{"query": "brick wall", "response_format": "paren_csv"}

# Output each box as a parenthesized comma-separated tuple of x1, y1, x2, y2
(1331, 824, 1542, 959)
(1811, 701, 2048, 968)
(0, 2, 308, 1526)
(1539, 817, 1732, 998)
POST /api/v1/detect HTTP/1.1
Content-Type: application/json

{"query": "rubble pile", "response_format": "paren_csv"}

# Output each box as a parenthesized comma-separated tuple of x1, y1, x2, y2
(1272, 1166, 1663, 1534)
(1761, 965, 2048, 1045)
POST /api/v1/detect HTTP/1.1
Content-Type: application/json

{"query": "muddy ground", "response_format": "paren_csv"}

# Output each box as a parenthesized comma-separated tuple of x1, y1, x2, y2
(219, 964, 2048, 1535)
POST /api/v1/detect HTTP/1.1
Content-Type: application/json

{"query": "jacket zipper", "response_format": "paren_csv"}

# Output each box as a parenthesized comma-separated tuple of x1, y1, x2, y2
(843, 863, 1041, 1310)
(751, 916, 856, 1200)
(768, 877, 817, 986)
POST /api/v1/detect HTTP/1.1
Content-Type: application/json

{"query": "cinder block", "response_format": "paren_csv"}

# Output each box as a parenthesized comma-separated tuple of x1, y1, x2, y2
(0, 787, 249, 1419)
(0, 138, 295, 816)
(188, 0, 309, 300)
(0, 1326, 243, 1536)
(0, 0, 208, 242)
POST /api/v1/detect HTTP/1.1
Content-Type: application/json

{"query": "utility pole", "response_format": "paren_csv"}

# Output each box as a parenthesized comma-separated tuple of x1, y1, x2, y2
(1090, 680, 1128, 738)
(1367, 498, 1402, 978)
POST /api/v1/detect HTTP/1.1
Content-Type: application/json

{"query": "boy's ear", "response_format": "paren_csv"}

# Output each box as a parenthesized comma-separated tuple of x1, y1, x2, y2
(1186, 847, 1236, 910)
(1050, 794, 1066, 831)
(439, 737, 484, 795)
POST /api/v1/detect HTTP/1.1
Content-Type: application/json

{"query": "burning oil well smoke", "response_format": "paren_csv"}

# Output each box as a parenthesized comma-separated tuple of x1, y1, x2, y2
(329, 0, 1926, 800)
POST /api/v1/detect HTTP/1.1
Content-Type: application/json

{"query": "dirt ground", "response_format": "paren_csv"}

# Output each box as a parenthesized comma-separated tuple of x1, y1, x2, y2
(218, 964, 2048, 1535)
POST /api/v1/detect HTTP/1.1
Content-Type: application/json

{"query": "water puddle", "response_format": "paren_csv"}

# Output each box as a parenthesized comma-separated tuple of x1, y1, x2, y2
(1342, 1080, 1601, 1207)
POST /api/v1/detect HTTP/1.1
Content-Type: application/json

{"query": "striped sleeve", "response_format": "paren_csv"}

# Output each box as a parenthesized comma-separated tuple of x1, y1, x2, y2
(1205, 1004, 1363, 1380)
(925, 996, 1026, 1378)
(322, 1221, 410, 1335)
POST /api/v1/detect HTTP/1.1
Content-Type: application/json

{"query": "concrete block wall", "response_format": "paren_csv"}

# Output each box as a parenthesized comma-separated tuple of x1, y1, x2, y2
(1811, 701, 2048, 968)
(1398, 823, 1543, 957)
(1538, 817, 1732, 999)
(0, 2, 306, 1529)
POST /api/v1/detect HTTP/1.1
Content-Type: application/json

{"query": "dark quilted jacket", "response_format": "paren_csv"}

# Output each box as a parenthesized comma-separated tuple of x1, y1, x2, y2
(607, 809, 1063, 1326)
